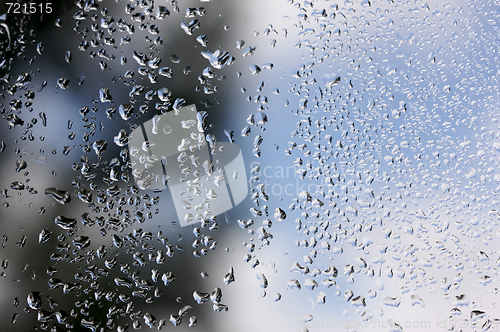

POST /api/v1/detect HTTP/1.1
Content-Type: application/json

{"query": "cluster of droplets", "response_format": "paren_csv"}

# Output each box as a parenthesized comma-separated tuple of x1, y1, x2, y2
(236, 0, 500, 329)
(1, 0, 290, 329)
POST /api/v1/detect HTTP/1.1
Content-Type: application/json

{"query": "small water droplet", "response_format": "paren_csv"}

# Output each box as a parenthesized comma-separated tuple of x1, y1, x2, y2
(57, 77, 69, 89)
(64, 50, 71, 63)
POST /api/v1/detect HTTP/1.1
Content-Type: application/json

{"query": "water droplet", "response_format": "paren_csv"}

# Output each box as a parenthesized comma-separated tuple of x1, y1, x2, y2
(119, 104, 134, 120)
(201, 49, 234, 69)
(38, 112, 47, 126)
(170, 54, 181, 63)
(57, 77, 69, 89)
(81, 317, 101, 331)
(36, 42, 44, 55)
(99, 87, 112, 103)
(15, 159, 27, 172)
(38, 228, 52, 244)
(256, 273, 268, 288)
(158, 67, 173, 78)
(173, 98, 186, 112)
(242, 46, 256, 57)
(249, 64, 261, 75)
(54, 216, 77, 230)
(157, 6, 170, 18)
(14, 72, 31, 86)
(39, 80, 47, 92)
(45, 188, 71, 204)
(223, 267, 235, 284)
(196, 35, 208, 46)
(92, 140, 107, 156)
(274, 208, 286, 221)
(383, 296, 401, 307)
(162, 272, 175, 286)
(27, 292, 43, 310)
(114, 130, 129, 146)
(236, 40, 245, 49)
(162, 123, 173, 135)
(181, 19, 201, 35)
(193, 291, 209, 304)
(10, 181, 25, 190)
(169, 305, 192, 326)
(144, 312, 156, 328)
(410, 294, 425, 307)
(157, 87, 171, 102)
(5, 114, 24, 127)
(64, 50, 71, 63)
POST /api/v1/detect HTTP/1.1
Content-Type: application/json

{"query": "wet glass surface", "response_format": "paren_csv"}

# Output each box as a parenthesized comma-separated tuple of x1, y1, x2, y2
(1, 0, 500, 331)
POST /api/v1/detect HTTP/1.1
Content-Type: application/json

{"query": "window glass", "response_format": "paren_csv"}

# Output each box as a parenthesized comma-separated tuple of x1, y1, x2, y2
(1, 0, 499, 331)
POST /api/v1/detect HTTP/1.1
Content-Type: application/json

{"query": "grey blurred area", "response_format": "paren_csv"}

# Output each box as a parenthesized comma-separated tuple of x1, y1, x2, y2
(0, 0, 300, 331)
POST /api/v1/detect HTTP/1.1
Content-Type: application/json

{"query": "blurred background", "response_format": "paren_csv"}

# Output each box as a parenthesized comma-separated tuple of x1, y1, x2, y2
(1, 0, 500, 331)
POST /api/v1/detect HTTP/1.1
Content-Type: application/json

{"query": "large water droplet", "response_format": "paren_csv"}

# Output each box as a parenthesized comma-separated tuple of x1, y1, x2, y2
(27, 292, 43, 310)
(54, 216, 77, 230)
(201, 50, 234, 69)
(45, 188, 71, 204)
(119, 104, 134, 120)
